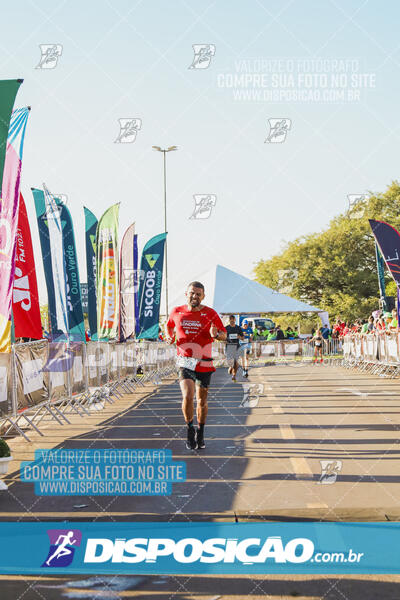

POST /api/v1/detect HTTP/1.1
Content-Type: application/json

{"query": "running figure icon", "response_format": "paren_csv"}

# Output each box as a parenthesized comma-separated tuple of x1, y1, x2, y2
(45, 531, 77, 566)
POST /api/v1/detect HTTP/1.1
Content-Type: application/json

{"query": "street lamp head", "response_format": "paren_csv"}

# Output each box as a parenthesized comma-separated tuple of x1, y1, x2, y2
(152, 145, 178, 152)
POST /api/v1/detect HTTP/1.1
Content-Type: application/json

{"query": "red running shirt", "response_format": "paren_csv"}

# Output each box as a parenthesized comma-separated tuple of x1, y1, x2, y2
(167, 304, 226, 372)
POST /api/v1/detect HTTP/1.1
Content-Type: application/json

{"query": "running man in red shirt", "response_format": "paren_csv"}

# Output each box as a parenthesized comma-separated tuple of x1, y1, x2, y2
(166, 281, 227, 450)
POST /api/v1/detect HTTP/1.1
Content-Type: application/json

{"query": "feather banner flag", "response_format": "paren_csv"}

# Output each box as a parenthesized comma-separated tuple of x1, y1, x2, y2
(84, 207, 98, 340)
(119, 223, 136, 341)
(369, 219, 400, 286)
(137, 232, 167, 340)
(96, 203, 120, 340)
(134, 233, 140, 336)
(0, 79, 22, 191)
(12, 193, 42, 340)
(33, 186, 69, 340)
(56, 198, 85, 342)
(0, 105, 30, 351)
(374, 242, 387, 312)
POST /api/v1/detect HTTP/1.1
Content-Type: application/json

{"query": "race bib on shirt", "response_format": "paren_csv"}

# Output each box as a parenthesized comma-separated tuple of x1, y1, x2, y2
(176, 356, 199, 370)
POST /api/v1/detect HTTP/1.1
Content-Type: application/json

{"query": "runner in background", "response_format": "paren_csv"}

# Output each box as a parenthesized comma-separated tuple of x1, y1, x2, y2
(225, 315, 244, 382)
(311, 328, 324, 364)
(240, 319, 253, 378)
(166, 282, 226, 450)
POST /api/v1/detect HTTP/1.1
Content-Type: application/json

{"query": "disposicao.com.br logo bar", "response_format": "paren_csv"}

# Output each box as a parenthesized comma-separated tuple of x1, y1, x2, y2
(83, 536, 363, 567)
(0, 522, 398, 575)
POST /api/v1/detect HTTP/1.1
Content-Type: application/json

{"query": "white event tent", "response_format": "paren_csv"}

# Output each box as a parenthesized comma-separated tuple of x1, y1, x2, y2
(171, 265, 328, 324)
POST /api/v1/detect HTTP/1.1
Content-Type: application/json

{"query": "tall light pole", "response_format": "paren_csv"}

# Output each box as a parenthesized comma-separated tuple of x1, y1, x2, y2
(152, 145, 178, 320)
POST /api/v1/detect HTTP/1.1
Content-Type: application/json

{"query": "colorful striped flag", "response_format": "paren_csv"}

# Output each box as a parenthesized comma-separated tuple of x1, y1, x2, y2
(0, 106, 29, 351)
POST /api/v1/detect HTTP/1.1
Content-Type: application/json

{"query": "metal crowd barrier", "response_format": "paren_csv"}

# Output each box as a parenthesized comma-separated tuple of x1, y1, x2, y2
(0, 340, 176, 442)
(212, 338, 343, 366)
(342, 333, 400, 377)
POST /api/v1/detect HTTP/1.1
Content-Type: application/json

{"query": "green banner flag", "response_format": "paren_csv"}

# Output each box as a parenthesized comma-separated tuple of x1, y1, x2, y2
(84, 207, 98, 339)
(137, 232, 167, 340)
(0, 79, 23, 190)
(96, 203, 120, 340)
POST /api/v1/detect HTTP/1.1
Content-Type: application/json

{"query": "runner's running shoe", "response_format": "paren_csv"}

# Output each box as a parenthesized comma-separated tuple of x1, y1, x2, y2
(186, 426, 197, 450)
(196, 428, 205, 449)
(243, 369, 248, 378)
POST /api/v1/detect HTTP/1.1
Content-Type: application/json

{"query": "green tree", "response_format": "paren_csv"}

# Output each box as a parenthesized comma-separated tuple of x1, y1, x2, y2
(254, 181, 400, 323)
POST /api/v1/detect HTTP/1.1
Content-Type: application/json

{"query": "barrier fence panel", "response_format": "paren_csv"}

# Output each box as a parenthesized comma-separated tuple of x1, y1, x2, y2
(108, 341, 119, 382)
(70, 342, 87, 396)
(342, 333, 400, 377)
(259, 342, 275, 357)
(117, 342, 135, 377)
(13, 340, 49, 412)
(387, 335, 399, 362)
(364, 336, 375, 361)
(46, 342, 69, 403)
(0, 353, 11, 418)
(99, 342, 110, 386)
(86, 341, 108, 387)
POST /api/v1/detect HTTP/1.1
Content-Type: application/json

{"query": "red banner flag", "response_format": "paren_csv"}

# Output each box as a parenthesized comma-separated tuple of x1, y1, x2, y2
(12, 193, 42, 339)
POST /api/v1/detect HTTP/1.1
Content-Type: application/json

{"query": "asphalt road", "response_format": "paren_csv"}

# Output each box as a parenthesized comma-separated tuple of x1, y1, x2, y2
(2, 362, 400, 598)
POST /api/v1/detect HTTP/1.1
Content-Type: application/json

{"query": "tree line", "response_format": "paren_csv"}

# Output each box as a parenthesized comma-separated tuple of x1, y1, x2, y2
(254, 181, 400, 326)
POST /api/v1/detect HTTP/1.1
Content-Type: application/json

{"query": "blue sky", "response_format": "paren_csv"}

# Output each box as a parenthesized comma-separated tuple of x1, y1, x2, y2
(2, 0, 400, 310)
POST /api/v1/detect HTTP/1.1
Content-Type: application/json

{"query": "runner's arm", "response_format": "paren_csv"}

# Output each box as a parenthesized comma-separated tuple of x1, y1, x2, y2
(210, 312, 227, 341)
(211, 327, 227, 341)
(166, 311, 176, 344)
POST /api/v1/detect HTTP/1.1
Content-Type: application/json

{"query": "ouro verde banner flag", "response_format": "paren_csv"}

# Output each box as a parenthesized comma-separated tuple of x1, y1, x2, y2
(96, 203, 120, 340)
(84, 207, 98, 339)
(56, 199, 85, 342)
(137, 232, 166, 340)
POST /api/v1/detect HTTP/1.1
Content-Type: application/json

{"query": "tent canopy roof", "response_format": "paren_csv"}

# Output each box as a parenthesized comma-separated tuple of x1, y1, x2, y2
(192, 265, 321, 314)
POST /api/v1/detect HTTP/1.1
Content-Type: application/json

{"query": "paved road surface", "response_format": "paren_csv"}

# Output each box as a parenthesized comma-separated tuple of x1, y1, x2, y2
(2, 363, 400, 598)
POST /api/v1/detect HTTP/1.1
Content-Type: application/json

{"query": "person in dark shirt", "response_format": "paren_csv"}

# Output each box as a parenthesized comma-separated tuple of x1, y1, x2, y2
(240, 320, 253, 377)
(225, 315, 244, 381)
(275, 325, 285, 340)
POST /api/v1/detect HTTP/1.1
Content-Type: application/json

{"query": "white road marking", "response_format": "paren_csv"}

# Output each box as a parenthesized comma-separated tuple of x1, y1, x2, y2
(280, 424, 295, 439)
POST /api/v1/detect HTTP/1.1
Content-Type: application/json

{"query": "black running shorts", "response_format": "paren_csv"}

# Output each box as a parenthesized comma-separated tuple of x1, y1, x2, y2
(178, 368, 212, 388)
